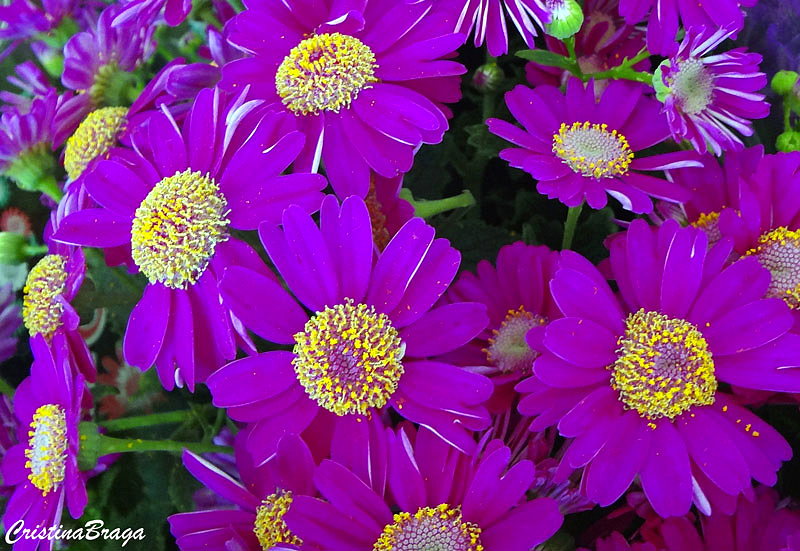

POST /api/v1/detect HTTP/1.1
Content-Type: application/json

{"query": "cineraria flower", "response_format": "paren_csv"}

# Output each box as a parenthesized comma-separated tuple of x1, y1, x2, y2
(455, 0, 550, 56)
(488, 78, 700, 213)
(1, 335, 87, 551)
(367, 174, 414, 251)
(208, 195, 492, 463)
(618, 0, 758, 55)
(0, 90, 63, 198)
(284, 425, 563, 551)
(60, 4, 157, 130)
(526, 0, 647, 93)
(0, 0, 89, 41)
(442, 242, 561, 407)
(0, 61, 51, 112)
(517, 219, 800, 517)
(221, 0, 466, 198)
(655, 26, 769, 156)
(655, 486, 800, 551)
(113, 0, 192, 27)
(53, 87, 327, 391)
(169, 432, 316, 551)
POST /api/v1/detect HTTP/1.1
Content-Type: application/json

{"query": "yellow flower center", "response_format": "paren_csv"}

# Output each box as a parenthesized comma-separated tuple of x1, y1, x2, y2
(64, 107, 128, 180)
(373, 504, 484, 551)
(610, 309, 717, 420)
(276, 32, 378, 115)
(690, 211, 722, 245)
(292, 299, 405, 416)
(485, 307, 545, 375)
(745, 227, 800, 309)
(552, 121, 634, 179)
(253, 491, 301, 551)
(130, 169, 230, 289)
(23, 254, 68, 339)
(25, 403, 68, 495)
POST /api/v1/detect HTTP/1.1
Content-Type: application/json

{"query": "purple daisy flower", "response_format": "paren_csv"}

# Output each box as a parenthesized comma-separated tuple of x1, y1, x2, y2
(455, 0, 550, 56)
(53, 87, 327, 391)
(0, 0, 95, 41)
(208, 195, 492, 462)
(113, 0, 192, 27)
(1, 335, 87, 551)
(442, 242, 561, 409)
(618, 0, 758, 55)
(0, 62, 51, 112)
(60, 4, 157, 129)
(169, 431, 316, 551)
(488, 78, 701, 213)
(0, 283, 21, 363)
(655, 26, 769, 155)
(284, 424, 563, 551)
(221, 0, 466, 199)
(518, 219, 800, 517)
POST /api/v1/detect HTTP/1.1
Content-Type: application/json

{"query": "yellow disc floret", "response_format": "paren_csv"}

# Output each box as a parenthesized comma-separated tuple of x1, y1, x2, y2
(64, 107, 128, 180)
(130, 169, 229, 289)
(745, 227, 800, 309)
(552, 121, 634, 179)
(23, 254, 68, 339)
(253, 490, 301, 551)
(611, 309, 717, 419)
(293, 299, 405, 416)
(276, 32, 378, 115)
(373, 504, 484, 551)
(691, 211, 722, 244)
(25, 403, 68, 495)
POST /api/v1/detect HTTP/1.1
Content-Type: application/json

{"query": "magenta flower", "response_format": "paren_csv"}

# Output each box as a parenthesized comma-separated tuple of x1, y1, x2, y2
(208, 195, 492, 463)
(656, 26, 769, 155)
(53, 87, 326, 391)
(456, 0, 550, 56)
(443, 242, 562, 405)
(113, 0, 192, 27)
(284, 425, 563, 551)
(618, 0, 758, 55)
(488, 78, 701, 213)
(221, 0, 465, 199)
(518, 219, 800, 517)
(1, 335, 87, 551)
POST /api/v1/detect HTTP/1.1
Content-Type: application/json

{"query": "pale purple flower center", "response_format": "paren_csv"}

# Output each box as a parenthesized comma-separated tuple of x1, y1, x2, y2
(668, 57, 715, 115)
(485, 307, 544, 375)
(746, 227, 800, 309)
(372, 504, 483, 551)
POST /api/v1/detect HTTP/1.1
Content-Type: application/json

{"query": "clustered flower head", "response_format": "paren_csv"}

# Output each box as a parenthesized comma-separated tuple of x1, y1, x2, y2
(2, 1, 800, 551)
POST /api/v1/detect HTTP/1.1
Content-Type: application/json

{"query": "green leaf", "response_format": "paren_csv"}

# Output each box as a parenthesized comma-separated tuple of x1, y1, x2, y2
(515, 49, 577, 71)
(465, 123, 508, 160)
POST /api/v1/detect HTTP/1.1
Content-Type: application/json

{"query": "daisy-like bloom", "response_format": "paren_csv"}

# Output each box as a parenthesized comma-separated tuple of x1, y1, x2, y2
(221, 0, 466, 199)
(60, 4, 157, 134)
(53, 87, 327, 391)
(618, 0, 758, 55)
(209, 195, 492, 463)
(113, 0, 192, 27)
(455, 0, 550, 56)
(517, 219, 800, 517)
(169, 431, 316, 551)
(655, 486, 800, 551)
(0, 0, 89, 41)
(284, 424, 563, 551)
(1, 335, 87, 551)
(526, 0, 647, 93)
(0, 283, 20, 363)
(0, 90, 63, 198)
(367, 174, 414, 251)
(488, 78, 700, 213)
(0, 61, 51, 112)
(655, 26, 769, 156)
(442, 242, 561, 408)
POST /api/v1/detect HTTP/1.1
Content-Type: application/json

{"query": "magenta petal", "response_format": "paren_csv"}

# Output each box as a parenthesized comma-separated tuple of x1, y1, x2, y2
(640, 420, 692, 517)
(313, 460, 393, 533)
(207, 351, 298, 408)
(319, 195, 373, 304)
(52, 209, 132, 248)
(544, 317, 618, 368)
(284, 495, 379, 550)
(558, 386, 618, 438)
(400, 303, 488, 357)
(703, 298, 792, 355)
(220, 266, 307, 344)
(481, 498, 563, 551)
(387, 429, 426, 513)
(182, 450, 259, 510)
(123, 284, 170, 369)
(550, 267, 625, 334)
(585, 410, 652, 506)
(534, 353, 609, 388)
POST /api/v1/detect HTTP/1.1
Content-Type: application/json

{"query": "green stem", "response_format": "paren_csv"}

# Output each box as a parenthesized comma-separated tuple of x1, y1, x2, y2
(23, 243, 49, 257)
(565, 37, 576, 60)
(561, 203, 583, 250)
(580, 49, 652, 84)
(400, 189, 476, 218)
(97, 434, 233, 456)
(0, 376, 14, 397)
(482, 53, 498, 120)
(785, 103, 793, 132)
(98, 410, 190, 432)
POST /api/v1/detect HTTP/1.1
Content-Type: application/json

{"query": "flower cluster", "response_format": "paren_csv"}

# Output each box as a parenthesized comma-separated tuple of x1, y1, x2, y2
(0, 1, 799, 551)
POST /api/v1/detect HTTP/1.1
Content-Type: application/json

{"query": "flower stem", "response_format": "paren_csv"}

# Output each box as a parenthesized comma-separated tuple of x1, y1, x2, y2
(96, 434, 233, 456)
(562, 203, 583, 250)
(482, 53, 498, 119)
(565, 37, 576, 60)
(98, 410, 190, 432)
(400, 189, 476, 218)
